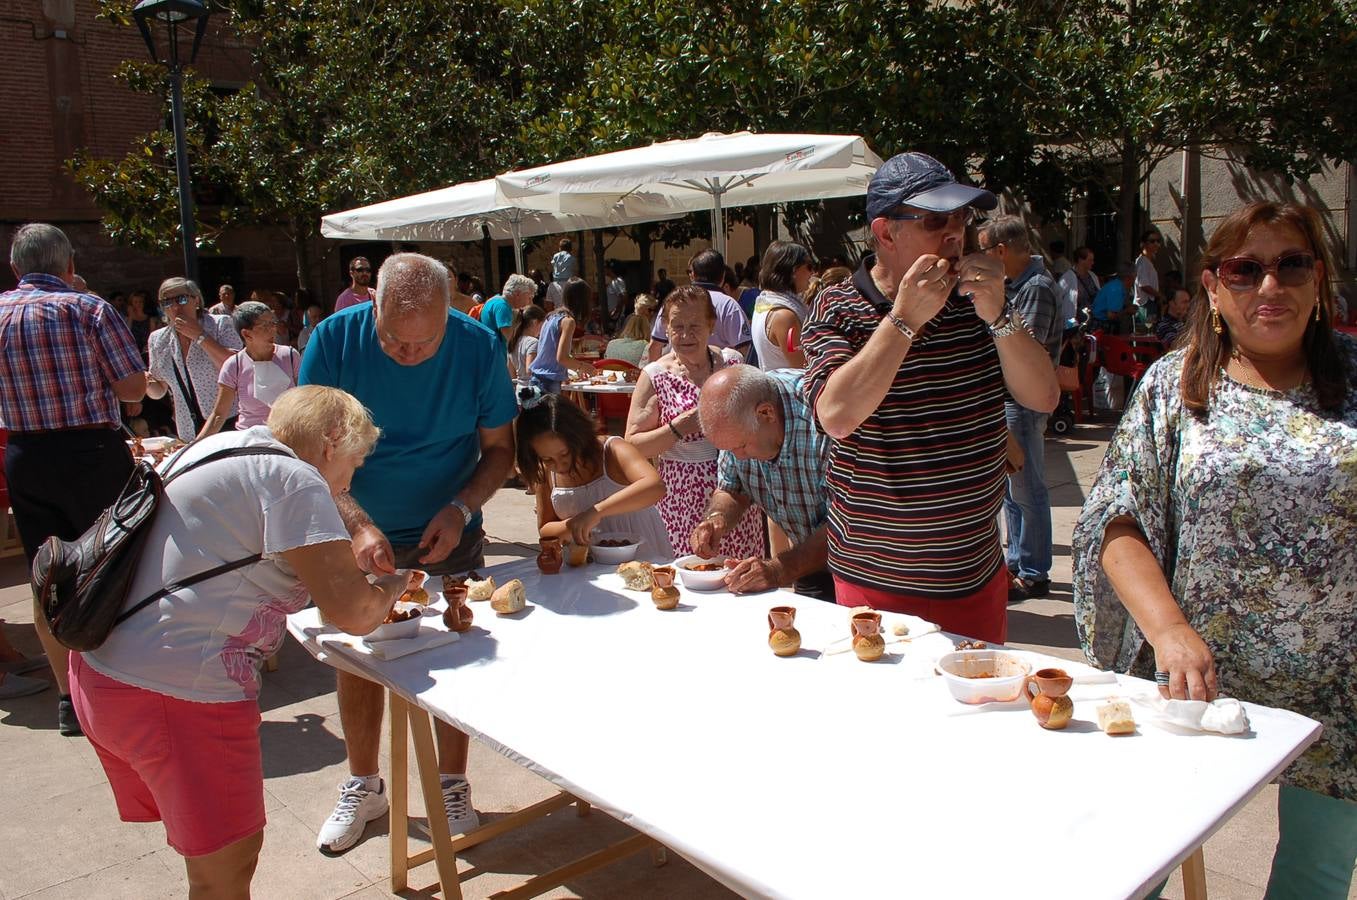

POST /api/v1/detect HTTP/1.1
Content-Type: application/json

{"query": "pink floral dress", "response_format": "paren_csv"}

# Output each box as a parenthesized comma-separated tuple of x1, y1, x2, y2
(645, 349, 766, 559)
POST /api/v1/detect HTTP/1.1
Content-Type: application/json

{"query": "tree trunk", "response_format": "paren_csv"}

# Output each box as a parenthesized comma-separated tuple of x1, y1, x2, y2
(753, 206, 771, 262)
(633, 227, 654, 295)
(593, 230, 606, 322)
(1118, 130, 1139, 268)
(293, 223, 313, 294)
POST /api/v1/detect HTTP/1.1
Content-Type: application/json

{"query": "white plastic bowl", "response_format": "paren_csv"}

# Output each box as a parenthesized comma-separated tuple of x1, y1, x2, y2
(937, 649, 1032, 704)
(365, 603, 428, 641)
(674, 555, 730, 591)
(589, 533, 641, 565)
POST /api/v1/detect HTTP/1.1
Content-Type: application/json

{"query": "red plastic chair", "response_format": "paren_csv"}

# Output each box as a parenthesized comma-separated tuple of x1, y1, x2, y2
(0, 428, 20, 558)
(1096, 333, 1157, 397)
(593, 358, 641, 428)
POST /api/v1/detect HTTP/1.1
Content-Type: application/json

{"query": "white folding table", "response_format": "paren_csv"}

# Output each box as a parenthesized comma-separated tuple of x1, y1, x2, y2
(287, 557, 1320, 899)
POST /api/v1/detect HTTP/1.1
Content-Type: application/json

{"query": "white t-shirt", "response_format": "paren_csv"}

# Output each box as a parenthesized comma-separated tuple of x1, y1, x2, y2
(1134, 255, 1159, 308)
(84, 427, 350, 703)
(219, 345, 301, 428)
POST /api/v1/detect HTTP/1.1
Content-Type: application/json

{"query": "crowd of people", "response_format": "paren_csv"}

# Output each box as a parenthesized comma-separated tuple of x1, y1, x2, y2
(0, 146, 1353, 899)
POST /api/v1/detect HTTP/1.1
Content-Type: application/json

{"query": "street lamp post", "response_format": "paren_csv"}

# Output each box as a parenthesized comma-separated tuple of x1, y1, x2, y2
(133, 0, 210, 285)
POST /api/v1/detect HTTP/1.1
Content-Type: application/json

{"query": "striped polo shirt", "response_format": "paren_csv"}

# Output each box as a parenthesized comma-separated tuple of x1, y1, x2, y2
(801, 256, 1008, 599)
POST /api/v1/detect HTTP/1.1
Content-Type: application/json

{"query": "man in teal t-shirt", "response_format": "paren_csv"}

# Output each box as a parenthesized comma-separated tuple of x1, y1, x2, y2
(479, 273, 536, 353)
(299, 253, 516, 853)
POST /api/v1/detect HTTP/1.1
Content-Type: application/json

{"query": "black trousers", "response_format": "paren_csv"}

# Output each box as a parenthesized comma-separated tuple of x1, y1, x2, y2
(5, 428, 134, 565)
(792, 569, 837, 603)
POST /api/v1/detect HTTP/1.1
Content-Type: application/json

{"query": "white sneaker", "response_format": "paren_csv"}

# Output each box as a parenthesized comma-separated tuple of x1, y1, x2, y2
(441, 777, 480, 835)
(317, 777, 388, 852)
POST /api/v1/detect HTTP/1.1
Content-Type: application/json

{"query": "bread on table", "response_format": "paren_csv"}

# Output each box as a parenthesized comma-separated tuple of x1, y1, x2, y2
(466, 574, 497, 601)
(490, 578, 527, 615)
(1097, 698, 1136, 735)
(617, 561, 655, 591)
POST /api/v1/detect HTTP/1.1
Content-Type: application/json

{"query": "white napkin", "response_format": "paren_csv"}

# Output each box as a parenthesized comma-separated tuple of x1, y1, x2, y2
(319, 616, 460, 661)
(1130, 693, 1250, 734)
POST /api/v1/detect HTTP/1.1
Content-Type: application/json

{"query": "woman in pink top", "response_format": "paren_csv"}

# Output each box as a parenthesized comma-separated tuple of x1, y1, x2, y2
(198, 301, 301, 440)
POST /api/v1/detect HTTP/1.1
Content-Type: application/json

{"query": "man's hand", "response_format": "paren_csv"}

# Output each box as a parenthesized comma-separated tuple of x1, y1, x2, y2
(566, 505, 602, 546)
(892, 255, 957, 333)
(722, 556, 784, 594)
(419, 503, 467, 566)
(689, 515, 727, 558)
(957, 252, 1007, 323)
(352, 524, 396, 574)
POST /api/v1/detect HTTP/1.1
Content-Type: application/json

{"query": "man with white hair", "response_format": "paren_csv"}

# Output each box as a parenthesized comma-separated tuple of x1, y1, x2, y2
(692, 364, 834, 599)
(479, 273, 537, 352)
(0, 224, 147, 726)
(299, 252, 517, 852)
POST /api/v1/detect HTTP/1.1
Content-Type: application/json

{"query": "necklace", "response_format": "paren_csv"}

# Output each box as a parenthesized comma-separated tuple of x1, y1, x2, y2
(1224, 350, 1310, 392)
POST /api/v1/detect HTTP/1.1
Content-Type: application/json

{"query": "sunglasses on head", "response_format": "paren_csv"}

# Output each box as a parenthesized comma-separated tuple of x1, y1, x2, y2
(1214, 252, 1315, 292)
(882, 207, 975, 232)
(159, 295, 192, 308)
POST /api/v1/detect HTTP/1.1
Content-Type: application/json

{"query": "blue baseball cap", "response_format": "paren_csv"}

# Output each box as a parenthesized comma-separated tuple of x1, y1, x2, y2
(866, 152, 998, 221)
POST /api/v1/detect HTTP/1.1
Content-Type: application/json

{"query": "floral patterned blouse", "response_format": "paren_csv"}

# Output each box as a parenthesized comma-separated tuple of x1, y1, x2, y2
(1072, 336, 1357, 800)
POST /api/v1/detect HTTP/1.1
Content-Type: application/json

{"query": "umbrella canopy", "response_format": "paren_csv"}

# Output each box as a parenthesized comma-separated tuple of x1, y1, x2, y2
(319, 178, 672, 272)
(494, 132, 883, 255)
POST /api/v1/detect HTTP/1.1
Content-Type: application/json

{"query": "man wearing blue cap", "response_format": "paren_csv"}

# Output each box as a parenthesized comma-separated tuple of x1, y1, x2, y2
(801, 152, 1059, 643)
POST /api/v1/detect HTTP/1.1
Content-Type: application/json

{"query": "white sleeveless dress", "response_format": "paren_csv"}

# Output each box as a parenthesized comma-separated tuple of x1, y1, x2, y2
(549, 437, 677, 562)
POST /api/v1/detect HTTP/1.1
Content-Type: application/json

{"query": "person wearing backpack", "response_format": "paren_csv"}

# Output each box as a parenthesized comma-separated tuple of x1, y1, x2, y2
(196, 301, 301, 440)
(0, 224, 147, 729)
(69, 386, 413, 898)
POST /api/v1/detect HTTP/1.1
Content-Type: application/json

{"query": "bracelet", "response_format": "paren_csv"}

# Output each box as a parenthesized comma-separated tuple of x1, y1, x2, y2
(193, 334, 207, 347)
(989, 309, 1027, 340)
(667, 421, 683, 440)
(884, 311, 919, 341)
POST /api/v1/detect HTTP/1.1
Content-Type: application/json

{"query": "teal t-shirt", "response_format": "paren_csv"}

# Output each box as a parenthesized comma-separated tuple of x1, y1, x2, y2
(480, 295, 513, 352)
(299, 304, 517, 545)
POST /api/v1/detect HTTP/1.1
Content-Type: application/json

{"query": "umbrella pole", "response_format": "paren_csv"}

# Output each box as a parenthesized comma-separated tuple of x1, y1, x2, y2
(512, 217, 525, 273)
(709, 179, 726, 257)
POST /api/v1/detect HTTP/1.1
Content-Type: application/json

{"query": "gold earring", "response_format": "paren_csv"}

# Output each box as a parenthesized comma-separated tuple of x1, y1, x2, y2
(1314, 302, 1322, 323)
(1210, 307, 1223, 335)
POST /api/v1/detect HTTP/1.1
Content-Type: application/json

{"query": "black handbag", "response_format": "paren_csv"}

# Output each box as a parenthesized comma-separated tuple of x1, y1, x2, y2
(32, 445, 292, 652)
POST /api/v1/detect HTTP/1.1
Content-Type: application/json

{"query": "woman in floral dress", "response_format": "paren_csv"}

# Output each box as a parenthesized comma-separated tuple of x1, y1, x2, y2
(1072, 202, 1356, 899)
(626, 285, 764, 559)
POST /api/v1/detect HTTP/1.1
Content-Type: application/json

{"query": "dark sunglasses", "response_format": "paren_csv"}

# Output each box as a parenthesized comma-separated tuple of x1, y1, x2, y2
(158, 295, 192, 308)
(1215, 252, 1315, 292)
(881, 207, 975, 232)
(351, 266, 371, 273)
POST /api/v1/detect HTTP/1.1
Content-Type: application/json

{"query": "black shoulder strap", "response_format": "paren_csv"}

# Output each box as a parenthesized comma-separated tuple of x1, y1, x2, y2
(114, 446, 297, 627)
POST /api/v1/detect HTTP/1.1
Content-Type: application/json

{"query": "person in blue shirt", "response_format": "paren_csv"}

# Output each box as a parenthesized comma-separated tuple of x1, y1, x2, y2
(299, 253, 517, 854)
(1090, 263, 1135, 333)
(479, 273, 536, 353)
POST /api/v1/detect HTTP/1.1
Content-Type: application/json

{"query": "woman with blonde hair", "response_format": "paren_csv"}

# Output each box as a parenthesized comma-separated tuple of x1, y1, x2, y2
(71, 385, 414, 900)
(1073, 201, 1356, 899)
(605, 312, 653, 366)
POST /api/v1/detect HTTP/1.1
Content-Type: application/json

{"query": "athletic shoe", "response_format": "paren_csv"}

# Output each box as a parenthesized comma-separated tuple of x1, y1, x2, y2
(1, 655, 48, 676)
(317, 777, 388, 852)
(441, 777, 480, 835)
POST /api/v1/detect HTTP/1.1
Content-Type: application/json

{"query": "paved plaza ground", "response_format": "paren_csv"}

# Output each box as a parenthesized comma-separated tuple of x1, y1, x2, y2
(0, 421, 1345, 899)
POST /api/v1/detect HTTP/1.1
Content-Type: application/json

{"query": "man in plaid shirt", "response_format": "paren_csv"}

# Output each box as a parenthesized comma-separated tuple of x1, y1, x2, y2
(692, 364, 834, 601)
(976, 215, 1062, 603)
(0, 224, 146, 731)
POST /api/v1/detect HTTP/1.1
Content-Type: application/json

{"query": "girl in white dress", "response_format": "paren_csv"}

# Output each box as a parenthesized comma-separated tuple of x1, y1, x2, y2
(515, 389, 675, 560)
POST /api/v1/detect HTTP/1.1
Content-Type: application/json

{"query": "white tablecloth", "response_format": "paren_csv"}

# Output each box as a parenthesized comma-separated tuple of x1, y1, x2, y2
(287, 558, 1320, 900)
(563, 381, 636, 394)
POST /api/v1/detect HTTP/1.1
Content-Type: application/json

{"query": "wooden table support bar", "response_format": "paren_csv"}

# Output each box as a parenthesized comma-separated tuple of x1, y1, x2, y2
(488, 832, 660, 900)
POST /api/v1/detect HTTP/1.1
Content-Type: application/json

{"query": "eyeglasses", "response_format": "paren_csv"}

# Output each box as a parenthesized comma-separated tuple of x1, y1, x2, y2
(1214, 252, 1316, 292)
(881, 208, 975, 232)
(158, 295, 192, 308)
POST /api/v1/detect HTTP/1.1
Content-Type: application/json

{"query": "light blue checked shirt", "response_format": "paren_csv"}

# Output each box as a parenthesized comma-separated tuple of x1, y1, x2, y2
(717, 369, 830, 546)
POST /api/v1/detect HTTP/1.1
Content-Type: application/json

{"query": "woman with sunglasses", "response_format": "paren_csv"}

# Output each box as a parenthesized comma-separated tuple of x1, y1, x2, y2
(1073, 201, 1357, 899)
(145, 277, 243, 442)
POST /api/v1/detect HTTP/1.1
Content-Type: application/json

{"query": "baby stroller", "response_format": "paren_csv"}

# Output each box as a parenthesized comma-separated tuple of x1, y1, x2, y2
(1047, 320, 1086, 436)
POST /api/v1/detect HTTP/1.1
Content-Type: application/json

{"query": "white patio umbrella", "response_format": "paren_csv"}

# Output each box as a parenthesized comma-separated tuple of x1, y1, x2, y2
(320, 178, 676, 273)
(494, 132, 883, 256)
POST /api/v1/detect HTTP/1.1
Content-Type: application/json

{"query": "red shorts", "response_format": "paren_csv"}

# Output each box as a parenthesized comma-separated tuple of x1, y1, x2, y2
(69, 653, 266, 857)
(834, 565, 1010, 644)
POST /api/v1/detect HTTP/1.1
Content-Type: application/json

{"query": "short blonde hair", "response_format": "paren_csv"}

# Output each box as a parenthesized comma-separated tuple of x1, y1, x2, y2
(618, 313, 651, 342)
(268, 386, 381, 462)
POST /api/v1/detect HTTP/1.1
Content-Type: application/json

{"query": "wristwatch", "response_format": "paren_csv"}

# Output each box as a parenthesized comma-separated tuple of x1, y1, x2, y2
(884, 311, 920, 341)
(450, 499, 473, 523)
(988, 307, 1027, 340)
(193, 334, 206, 347)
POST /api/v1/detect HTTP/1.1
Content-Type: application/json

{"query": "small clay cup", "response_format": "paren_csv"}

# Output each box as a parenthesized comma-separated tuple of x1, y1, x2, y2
(651, 566, 676, 588)
(767, 606, 801, 657)
(1025, 667, 1075, 729)
(537, 538, 563, 575)
(566, 542, 590, 567)
(650, 566, 679, 610)
(1030, 667, 1073, 698)
(850, 611, 885, 662)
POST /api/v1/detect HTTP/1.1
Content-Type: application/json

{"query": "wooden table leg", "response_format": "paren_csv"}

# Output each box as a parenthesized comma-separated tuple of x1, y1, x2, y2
(408, 703, 464, 899)
(389, 691, 409, 892)
(1182, 846, 1208, 900)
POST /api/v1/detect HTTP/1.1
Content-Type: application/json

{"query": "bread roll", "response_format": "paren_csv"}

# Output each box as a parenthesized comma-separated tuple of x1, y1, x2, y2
(490, 578, 527, 615)
(617, 561, 654, 591)
(467, 575, 496, 601)
(1097, 699, 1136, 735)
